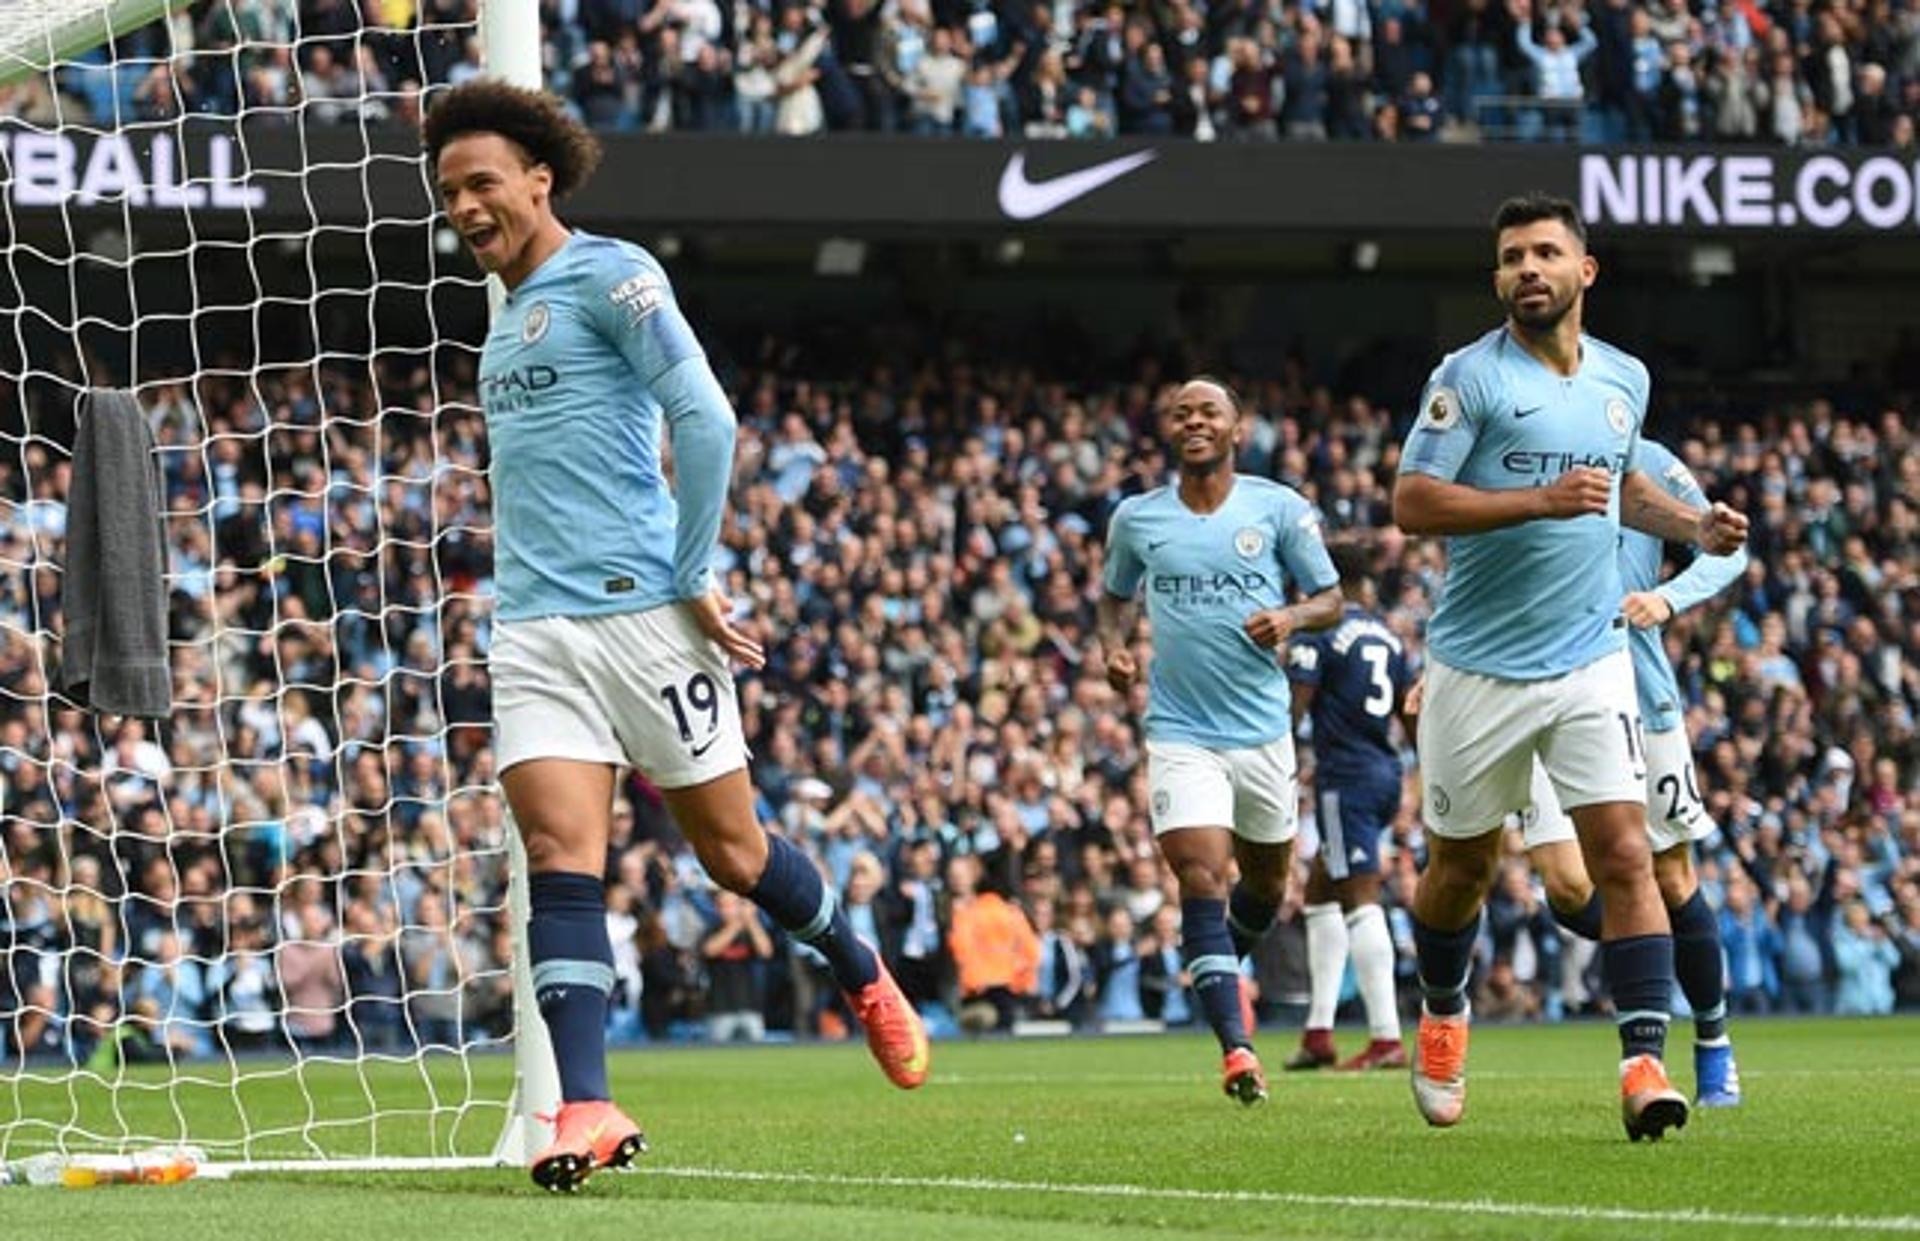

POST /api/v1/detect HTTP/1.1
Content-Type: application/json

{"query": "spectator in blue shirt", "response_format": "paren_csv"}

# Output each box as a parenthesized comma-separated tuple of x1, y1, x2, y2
(1514, 0, 1597, 137)
(1778, 872, 1834, 1013)
(1833, 902, 1900, 1016)
(1720, 873, 1781, 1013)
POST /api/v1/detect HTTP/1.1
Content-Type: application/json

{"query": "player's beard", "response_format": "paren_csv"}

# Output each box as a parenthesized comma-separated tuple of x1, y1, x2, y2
(1503, 280, 1577, 333)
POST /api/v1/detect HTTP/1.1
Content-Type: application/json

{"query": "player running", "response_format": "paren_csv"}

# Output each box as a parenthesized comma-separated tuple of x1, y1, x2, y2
(424, 82, 927, 1191)
(1099, 376, 1344, 1106)
(1518, 436, 1750, 1107)
(1393, 193, 1747, 1140)
(1283, 541, 1414, 1073)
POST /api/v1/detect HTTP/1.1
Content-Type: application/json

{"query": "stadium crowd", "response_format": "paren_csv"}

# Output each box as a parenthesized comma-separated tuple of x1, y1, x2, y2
(2, 319, 1917, 1064)
(1, 0, 1917, 145)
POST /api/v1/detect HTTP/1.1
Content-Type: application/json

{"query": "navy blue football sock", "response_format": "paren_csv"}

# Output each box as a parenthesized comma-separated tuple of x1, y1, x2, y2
(1669, 890, 1728, 1043)
(1226, 885, 1281, 960)
(1181, 898, 1249, 1053)
(529, 871, 615, 1103)
(1604, 933, 1674, 1060)
(748, 833, 878, 992)
(1550, 891, 1605, 941)
(1412, 912, 1479, 1017)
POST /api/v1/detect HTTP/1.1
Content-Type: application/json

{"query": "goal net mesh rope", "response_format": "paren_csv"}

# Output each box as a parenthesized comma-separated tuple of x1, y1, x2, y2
(0, 0, 520, 1166)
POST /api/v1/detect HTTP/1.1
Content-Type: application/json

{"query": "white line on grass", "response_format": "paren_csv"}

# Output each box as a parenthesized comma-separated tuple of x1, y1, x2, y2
(928, 1067, 1920, 1087)
(640, 1165, 1920, 1234)
(930, 1073, 1202, 1087)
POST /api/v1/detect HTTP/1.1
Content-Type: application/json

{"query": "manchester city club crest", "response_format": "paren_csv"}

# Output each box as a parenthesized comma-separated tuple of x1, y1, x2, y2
(1234, 527, 1265, 558)
(1605, 397, 1630, 434)
(522, 301, 551, 344)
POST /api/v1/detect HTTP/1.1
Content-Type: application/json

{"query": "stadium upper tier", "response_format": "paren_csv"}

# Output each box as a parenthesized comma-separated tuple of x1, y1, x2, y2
(0, 0, 1913, 149)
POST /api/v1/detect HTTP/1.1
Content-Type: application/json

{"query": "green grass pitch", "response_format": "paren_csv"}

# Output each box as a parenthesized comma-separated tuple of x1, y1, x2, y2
(9, 1016, 1920, 1240)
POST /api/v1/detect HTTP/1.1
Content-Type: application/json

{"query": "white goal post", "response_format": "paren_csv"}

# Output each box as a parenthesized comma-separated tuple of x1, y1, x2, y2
(0, 0, 557, 1175)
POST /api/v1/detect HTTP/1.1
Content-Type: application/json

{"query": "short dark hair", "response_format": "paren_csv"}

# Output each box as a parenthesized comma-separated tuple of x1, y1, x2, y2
(1329, 539, 1374, 584)
(1492, 192, 1587, 249)
(422, 79, 603, 199)
(1181, 374, 1244, 415)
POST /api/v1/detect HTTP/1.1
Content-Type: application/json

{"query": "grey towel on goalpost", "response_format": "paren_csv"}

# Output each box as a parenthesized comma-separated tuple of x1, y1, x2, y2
(58, 389, 171, 719)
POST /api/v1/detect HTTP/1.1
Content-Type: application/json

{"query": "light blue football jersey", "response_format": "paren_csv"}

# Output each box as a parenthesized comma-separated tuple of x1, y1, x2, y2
(1104, 476, 1340, 750)
(1398, 325, 1646, 681)
(479, 230, 736, 622)
(1621, 439, 1749, 734)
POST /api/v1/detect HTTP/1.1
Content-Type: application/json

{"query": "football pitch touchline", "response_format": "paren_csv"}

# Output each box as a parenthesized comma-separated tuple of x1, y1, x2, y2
(640, 1165, 1920, 1234)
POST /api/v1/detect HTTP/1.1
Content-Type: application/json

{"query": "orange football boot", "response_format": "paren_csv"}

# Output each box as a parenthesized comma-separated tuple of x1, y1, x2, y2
(530, 1100, 646, 1192)
(847, 957, 931, 1089)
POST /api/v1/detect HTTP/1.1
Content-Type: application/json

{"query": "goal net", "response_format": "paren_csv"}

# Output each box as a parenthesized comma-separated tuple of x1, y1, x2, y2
(0, 0, 545, 1171)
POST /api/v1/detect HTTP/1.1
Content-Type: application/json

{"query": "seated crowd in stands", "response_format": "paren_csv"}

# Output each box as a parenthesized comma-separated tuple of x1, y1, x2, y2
(3, 327, 1915, 1059)
(0, 0, 1914, 145)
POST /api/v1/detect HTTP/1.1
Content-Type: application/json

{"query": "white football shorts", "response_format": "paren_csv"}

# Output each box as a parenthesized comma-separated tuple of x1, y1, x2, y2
(1419, 648, 1646, 840)
(1146, 735, 1299, 846)
(1521, 720, 1712, 854)
(491, 603, 748, 789)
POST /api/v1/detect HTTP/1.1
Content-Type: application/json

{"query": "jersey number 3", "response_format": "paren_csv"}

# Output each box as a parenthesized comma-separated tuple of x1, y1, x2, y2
(1360, 645, 1394, 718)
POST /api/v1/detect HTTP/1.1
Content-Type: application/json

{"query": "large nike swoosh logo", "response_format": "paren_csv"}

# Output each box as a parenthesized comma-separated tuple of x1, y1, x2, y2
(997, 150, 1158, 221)
(691, 735, 719, 759)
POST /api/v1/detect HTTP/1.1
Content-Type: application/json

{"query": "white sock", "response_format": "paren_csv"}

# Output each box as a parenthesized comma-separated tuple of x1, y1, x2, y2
(1304, 902, 1349, 1030)
(1346, 904, 1401, 1042)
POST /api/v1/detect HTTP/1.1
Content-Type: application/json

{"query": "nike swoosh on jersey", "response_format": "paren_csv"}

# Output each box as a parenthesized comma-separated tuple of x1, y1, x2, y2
(1514, 406, 1543, 419)
(691, 735, 720, 758)
(996, 150, 1159, 221)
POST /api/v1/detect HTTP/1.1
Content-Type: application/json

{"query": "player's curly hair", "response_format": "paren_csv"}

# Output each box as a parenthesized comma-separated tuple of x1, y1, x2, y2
(422, 80, 603, 199)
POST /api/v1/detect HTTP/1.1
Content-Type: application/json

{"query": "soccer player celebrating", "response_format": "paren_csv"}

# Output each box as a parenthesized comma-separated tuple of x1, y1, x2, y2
(424, 82, 927, 1191)
(1519, 436, 1750, 1107)
(1099, 377, 1344, 1105)
(1393, 194, 1746, 1140)
(1283, 541, 1414, 1073)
